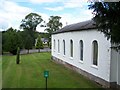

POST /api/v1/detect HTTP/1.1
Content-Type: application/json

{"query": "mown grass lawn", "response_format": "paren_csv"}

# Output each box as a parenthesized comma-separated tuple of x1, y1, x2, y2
(2, 52, 102, 88)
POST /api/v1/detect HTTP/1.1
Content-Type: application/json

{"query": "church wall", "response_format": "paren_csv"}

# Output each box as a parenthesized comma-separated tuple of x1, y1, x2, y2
(52, 29, 111, 83)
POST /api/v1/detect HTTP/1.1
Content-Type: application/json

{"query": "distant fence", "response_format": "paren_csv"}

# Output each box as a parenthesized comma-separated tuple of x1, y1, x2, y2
(20, 48, 51, 54)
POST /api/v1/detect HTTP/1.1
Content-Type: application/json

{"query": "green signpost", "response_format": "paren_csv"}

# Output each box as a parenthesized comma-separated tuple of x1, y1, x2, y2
(44, 70, 49, 90)
(44, 71, 49, 78)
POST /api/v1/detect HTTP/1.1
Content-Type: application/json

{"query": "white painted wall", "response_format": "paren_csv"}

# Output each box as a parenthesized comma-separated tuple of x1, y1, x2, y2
(110, 49, 117, 82)
(52, 29, 111, 82)
(110, 48, 120, 85)
(118, 51, 120, 85)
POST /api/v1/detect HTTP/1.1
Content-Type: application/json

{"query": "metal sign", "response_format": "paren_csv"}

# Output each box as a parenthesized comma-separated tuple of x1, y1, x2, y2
(44, 71, 49, 78)
(44, 70, 49, 90)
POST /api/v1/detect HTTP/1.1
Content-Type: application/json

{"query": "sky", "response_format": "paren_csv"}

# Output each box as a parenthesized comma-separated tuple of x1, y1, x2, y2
(0, 0, 94, 32)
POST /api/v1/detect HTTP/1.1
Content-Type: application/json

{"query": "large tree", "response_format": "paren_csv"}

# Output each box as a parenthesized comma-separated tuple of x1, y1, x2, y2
(20, 13, 43, 31)
(89, 2, 120, 48)
(20, 13, 43, 45)
(45, 16, 62, 43)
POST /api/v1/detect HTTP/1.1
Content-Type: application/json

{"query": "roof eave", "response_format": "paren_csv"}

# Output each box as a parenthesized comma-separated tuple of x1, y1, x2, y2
(52, 27, 97, 34)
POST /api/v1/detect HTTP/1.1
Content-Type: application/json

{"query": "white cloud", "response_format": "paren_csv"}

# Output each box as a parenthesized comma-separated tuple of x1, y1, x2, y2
(0, 0, 50, 32)
(0, 0, 93, 33)
(29, 0, 57, 4)
(63, 0, 83, 8)
(59, 10, 93, 27)
(0, 0, 33, 30)
(0, 18, 9, 31)
(60, 14, 81, 27)
(45, 7, 64, 11)
(63, 0, 91, 9)
(45, 0, 90, 11)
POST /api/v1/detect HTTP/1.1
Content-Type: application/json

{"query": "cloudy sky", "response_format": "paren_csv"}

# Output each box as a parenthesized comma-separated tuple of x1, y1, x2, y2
(0, 0, 94, 32)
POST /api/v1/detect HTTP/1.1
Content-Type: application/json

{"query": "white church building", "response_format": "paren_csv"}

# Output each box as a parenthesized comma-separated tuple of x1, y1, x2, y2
(51, 20, 120, 88)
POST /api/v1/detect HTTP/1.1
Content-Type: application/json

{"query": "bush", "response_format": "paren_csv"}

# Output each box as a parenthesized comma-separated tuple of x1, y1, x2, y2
(2, 28, 23, 55)
(35, 35, 44, 50)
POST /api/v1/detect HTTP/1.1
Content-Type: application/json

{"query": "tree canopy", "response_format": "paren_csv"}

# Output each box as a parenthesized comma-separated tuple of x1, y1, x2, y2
(45, 16, 62, 43)
(45, 16, 62, 34)
(2, 13, 63, 54)
(2, 27, 23, 55)
(20, 13, 43, 31)
(20, 13, 44, 46)
(89, 2, 120, 47)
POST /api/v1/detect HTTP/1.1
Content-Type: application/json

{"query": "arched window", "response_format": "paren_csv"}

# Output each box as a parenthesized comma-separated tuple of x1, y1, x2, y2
(80, 40, 83, 61)
(63, 40, 65, 55)
(92, 40, 98, 66)
(58, 40, 60, 53)
(70, 40, 73, 57)
(54, 39, 55, 50)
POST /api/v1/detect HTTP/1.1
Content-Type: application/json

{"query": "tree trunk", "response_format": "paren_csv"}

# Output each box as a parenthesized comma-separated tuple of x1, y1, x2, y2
(27, 49, 29, 54)
(38, 48, 40, 52)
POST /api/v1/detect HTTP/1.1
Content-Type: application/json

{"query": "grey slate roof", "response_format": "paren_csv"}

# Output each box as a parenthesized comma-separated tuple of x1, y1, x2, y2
(52, 20, 97, 34)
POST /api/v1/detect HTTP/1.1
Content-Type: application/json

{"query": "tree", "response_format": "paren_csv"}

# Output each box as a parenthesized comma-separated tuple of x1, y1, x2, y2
(20, 13, 43, 46)
(35, 35, 44, 52)
(89, 2, 120, 48)
(45, 16, 62, 45)
(24, 34, 33, 54)
(2, 27, 23, 55)
(16, 47, 20, 64)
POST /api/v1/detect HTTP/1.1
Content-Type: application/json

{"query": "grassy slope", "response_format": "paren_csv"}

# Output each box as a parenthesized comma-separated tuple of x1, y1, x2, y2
(2, 52, 102, 88)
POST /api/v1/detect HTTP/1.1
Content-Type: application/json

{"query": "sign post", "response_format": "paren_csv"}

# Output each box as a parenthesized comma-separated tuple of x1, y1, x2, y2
(44, 70, 49, 90)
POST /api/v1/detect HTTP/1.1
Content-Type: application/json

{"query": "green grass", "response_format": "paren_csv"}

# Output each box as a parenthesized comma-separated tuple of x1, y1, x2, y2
(2, 52, 102, 88)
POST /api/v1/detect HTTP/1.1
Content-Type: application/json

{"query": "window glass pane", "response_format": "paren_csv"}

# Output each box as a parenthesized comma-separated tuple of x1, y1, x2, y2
(93, 41, 98, 66)
(58, 40, 60, 53)
(80, 40, 83, 60)
(54, 40, 55, 50)
(63, 40, 65, 55)
(70, 40, 73, 57)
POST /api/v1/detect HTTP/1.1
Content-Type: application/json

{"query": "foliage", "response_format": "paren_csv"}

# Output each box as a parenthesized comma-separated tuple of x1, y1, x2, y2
(45, 16, 62, 42)
(20, 13, 43, 31)
(89, 2, 120, 46)
(20, 13, 44, 46)
(2, 27, 23, 55)
(35, 35, 44, 52)
(16, 47, 20, 64)
(49, 42, 51, 49)
(24, 34, 33, 53)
